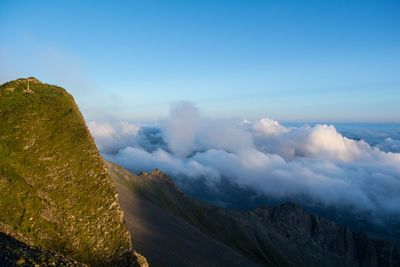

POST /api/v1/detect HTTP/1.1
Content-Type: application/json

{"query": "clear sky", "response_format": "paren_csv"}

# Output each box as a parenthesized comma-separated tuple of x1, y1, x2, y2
(0, 0, 399, 122)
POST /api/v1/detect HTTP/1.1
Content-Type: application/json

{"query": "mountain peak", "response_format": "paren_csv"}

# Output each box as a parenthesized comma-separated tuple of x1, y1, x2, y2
(150, 168, 164, 176)
(148, 168, 178, 186)
(0, 77, 43, 86)
(1, 77, 48, 94)
(0, 79, 141, 265)
(21, 77, 42, 83)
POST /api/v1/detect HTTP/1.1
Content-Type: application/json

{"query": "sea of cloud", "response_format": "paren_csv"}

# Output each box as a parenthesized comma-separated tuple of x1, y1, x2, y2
(88, 102, 400, 218)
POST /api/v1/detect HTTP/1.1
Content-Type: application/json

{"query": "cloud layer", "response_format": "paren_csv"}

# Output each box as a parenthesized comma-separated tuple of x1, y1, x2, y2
(89, 102, 400, 218)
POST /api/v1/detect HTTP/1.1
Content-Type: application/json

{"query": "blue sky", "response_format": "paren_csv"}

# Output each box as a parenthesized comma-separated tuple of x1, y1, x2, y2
(0, 0, 399, 122)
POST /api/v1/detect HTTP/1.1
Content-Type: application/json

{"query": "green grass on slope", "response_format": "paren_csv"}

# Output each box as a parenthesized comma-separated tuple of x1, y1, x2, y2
(0, 78, 135, 265)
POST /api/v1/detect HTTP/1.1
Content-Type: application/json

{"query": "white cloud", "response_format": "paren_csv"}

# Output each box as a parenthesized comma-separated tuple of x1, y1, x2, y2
(252, 118, 289, 136)
(88, 121, 140, 153)
(161, 101, 254, 157)
(89, 102, 400, 218)
(88, 121, 116, 138)
(162, 101, 200, 157)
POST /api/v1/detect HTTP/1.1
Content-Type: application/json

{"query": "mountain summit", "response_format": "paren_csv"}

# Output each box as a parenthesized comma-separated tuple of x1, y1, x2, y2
(0, 78, 145, 265)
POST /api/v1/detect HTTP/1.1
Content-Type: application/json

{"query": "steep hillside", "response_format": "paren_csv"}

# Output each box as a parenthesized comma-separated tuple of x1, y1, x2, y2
(0, 78, 143, 265)
(107, 161, 255, 267)
(107, 160, 400, 267)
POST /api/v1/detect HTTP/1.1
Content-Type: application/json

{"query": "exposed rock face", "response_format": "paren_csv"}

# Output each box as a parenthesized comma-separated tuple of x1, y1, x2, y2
(0, 78, 142, 265)
(260, 203, 399, 266)
(107, 160, 400, 267)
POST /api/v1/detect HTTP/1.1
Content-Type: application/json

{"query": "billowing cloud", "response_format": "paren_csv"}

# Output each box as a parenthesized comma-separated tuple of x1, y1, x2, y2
(88, 121, 140, 154)
(252, 123, 373, 162)
(161, 101, 254, 157)
(252, 118, 289, 137)
(88, 102, 400, 220)
(377, 137, 400, 153)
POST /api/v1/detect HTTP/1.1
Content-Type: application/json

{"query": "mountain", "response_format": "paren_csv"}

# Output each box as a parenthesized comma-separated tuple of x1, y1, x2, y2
(107, 160, 400, 267)
(179, 176, 400, 245)
(1, 77, 398, 266)
(0, 78, 146, 266)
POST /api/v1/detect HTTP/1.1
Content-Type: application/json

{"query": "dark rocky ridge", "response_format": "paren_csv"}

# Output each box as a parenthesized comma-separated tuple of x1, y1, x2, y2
(0, 78, 145, 266)
(107, 160, 400, 267)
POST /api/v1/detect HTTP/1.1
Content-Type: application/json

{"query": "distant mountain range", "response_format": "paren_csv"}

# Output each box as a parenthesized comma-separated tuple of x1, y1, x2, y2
(0, 78, 398, 266)
(176, 176, 400, 246)
(107, 160, 400, 267)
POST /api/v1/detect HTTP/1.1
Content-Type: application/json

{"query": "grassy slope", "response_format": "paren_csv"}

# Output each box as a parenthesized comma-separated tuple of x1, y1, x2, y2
(0, 78, 137, 265)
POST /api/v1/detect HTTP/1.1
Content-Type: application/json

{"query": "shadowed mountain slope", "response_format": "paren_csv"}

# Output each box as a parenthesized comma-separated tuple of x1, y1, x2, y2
(107, 161, 256, 267)
(107, 160, 400, 267)
(0, 78, 143, 266)
(0, 232, 84, 266)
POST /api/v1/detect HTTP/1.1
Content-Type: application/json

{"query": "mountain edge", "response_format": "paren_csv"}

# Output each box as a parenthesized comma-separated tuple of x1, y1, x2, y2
(0, 78, 147, 266)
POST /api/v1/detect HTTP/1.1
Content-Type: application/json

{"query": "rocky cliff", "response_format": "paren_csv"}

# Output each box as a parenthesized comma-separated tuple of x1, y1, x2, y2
(0, 78, 144, 265)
